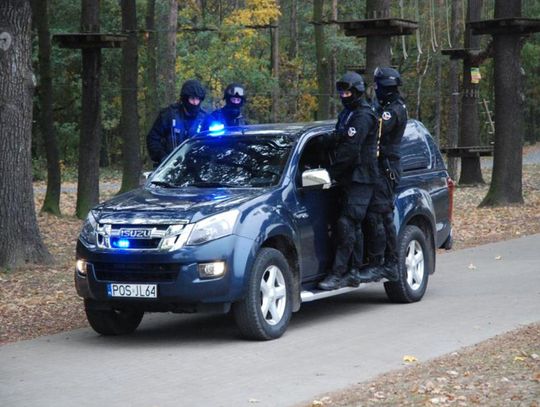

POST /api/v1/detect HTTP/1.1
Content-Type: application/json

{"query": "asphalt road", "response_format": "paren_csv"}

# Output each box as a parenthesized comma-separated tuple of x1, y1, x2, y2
(1, 235, 539, 407)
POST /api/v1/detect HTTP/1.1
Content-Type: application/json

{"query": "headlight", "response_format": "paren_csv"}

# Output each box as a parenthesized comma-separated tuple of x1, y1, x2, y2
(186, 210, 240, 245)
(79, 210, 98, 246)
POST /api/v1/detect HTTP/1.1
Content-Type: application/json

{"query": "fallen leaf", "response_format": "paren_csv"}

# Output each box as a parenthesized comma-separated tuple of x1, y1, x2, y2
(530, 353, 539, 360)
(248, 399, 259, 404)
(403, 355, 418, 363)
(495, 255, 502, 260)
(468, 263, 477, 270)
(514, 356, 526, 362)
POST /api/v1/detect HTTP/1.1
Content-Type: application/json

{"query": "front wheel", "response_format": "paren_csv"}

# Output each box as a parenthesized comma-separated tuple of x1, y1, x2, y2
(85, 300, 144, 336)
(233, 248, 293, 340)
(384, 225, 432, 303)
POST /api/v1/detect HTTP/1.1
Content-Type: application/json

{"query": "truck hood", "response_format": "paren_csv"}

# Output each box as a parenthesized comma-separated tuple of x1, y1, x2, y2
(94, 187, 267, 225)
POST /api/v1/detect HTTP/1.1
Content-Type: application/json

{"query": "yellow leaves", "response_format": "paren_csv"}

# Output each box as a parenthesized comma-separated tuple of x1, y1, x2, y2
(225, 0, 281, 27)
(403, 355, 418, 363)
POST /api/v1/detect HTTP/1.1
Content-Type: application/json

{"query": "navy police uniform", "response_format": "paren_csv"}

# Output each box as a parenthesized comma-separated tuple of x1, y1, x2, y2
(146, 79, 207, 167)
(318, 71, 378, 291)
(359, 67, 408, 283)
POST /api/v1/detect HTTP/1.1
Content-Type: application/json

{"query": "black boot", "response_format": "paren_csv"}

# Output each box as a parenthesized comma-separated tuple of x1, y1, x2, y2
(345, 267, 379, 286)
(318, 273, 345, 290)
(379, 259, 400, 282)
(350, 265, 382, 284)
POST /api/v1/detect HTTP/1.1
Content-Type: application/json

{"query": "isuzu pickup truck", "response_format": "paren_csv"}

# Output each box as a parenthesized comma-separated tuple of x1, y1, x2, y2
(75, 119, 453, 340)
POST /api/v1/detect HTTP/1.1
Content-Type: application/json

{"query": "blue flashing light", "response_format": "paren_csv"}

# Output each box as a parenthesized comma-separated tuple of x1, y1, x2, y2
(208, 122, 225, 135)
(115, 238, 130, 249)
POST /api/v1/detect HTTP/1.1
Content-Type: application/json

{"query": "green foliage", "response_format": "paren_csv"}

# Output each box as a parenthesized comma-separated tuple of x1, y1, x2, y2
(35, 0, 540, 173)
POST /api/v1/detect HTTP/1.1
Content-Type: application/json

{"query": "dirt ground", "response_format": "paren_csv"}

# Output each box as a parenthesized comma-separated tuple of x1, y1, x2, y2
(1, 158, 539, 406)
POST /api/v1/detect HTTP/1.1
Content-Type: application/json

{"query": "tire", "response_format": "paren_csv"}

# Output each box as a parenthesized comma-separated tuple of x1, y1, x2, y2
(85, 300, 144, 336)
(233, 248, 293, 340)
(384, 225, 432, 303)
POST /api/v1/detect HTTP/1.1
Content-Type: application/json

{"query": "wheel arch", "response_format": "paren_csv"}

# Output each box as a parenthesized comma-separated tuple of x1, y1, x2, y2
(260, 234, 301, 312)
(403, 213, 436, 274)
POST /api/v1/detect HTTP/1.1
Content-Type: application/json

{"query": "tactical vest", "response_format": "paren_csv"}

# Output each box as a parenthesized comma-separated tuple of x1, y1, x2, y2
(335, 101, 379, 184)
(378, 97, 408, 161)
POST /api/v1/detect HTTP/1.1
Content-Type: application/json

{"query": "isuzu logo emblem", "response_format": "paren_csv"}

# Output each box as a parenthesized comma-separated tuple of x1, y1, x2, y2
(118, 229, 153, 239)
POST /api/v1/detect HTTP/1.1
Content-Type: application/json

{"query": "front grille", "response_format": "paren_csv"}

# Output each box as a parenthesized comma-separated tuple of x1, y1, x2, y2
(109, 237, 161, 249)
(93, 262, 179, 283)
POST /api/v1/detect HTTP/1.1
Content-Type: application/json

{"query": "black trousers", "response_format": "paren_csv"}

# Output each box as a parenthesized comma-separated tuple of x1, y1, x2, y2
(332, 183, 374, 275)
(366, 173, 398, 264)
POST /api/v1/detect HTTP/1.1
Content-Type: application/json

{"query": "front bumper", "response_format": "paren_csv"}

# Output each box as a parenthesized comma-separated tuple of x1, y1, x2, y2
(75, 234, 256, 312)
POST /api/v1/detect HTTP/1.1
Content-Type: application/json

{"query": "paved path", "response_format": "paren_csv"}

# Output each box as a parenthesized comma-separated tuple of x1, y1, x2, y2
(1, 235, 539, 407)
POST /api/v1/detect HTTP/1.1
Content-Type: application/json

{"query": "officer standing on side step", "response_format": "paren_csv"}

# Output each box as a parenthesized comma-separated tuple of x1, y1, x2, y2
(350, 67, 408, 285)
(318, 72, 379, 291)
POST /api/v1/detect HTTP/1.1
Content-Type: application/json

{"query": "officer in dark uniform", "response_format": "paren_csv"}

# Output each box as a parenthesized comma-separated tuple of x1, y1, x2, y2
(146, 79, 207, 167)
(318, 72, 379, 291)
(203, 83, 247, 130)
(351, 67, 408, 284)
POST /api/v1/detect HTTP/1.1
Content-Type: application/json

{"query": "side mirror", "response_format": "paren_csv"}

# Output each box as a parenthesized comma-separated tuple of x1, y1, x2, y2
(140, 171, 153, 186)
(301, 168, 332, 189)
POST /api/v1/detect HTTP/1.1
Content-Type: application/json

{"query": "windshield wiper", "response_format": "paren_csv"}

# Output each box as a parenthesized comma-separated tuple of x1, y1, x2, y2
(188, 181, 238, 188)
(149, 180, 176, 188)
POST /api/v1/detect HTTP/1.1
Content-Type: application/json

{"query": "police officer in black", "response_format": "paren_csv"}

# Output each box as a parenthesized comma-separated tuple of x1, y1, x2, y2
(352, 67, 408, 284)
(146, 79, 207, 167)
(203, 83, 247, 130)
(318, 72, 379, 291)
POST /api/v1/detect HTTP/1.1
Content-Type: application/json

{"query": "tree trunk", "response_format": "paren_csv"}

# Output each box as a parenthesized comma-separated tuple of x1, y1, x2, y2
(0, 0, 52, 268)
(119, 0, 141, 193)
(31, 0, 61, 215)
(458, 0, 484, 185)
(365, 0, 392, 85)
(271, 5, 280, 123)
(76, 0, 102, 219)
(287, 0, 298, 119)
(314, 0, 330, 120)
(480, 0, 523, 206)
(433, 55, 442, 145)
(446, 0, 463, 180)
(329, 0, 338, 117)
(145, 0, 158, 137)
(158, 0, 178, 105)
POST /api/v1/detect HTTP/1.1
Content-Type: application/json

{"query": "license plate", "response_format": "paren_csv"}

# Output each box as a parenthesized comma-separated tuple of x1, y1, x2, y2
(107, 283, 157, 298)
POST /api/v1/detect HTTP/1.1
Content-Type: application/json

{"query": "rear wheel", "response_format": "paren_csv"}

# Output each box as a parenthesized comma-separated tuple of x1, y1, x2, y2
(85, 300, 143, 335)
(233, 248, 293, 340)
(384, 225, 432, 303)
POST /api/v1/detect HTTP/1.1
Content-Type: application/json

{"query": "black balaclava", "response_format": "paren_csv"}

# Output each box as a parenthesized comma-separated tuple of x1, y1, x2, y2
(341, 88, 363, 110)
(375, 85, 399, 105)
(223, 83, 245, 118)
(180, 79, 206, 117)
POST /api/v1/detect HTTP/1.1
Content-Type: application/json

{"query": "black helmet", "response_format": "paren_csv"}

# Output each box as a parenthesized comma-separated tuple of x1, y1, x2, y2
(180, 79, 206, 100)
(336, 71, 365, 94)
(224, 83, 245, 100)
(374, 67, 402, 87)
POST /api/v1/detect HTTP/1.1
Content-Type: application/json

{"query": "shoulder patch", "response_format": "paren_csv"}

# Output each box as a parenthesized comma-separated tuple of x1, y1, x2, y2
(382, 111, 392, 121)
(348, 127, 357, 137)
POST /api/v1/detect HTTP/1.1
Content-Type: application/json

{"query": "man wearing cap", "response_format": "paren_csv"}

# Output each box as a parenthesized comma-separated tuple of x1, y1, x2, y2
(350, 67, 408, 285)
(318, 71, 379, 291)
(203, 83, 248, 130)
(146, 79, 207, 167)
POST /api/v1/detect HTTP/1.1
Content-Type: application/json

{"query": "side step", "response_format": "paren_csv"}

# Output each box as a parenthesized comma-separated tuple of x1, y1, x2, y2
(300, 284, 367, 303)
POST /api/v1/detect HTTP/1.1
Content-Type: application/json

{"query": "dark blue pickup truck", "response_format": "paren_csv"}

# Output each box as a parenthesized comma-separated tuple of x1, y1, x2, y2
(75, 119, 453, 340)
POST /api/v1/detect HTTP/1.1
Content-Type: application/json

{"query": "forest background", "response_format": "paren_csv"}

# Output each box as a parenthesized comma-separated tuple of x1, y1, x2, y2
(33, 0, 540, 180)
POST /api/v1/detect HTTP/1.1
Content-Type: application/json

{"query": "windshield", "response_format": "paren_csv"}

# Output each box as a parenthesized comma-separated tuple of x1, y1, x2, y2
(150, 135, 293, 188)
